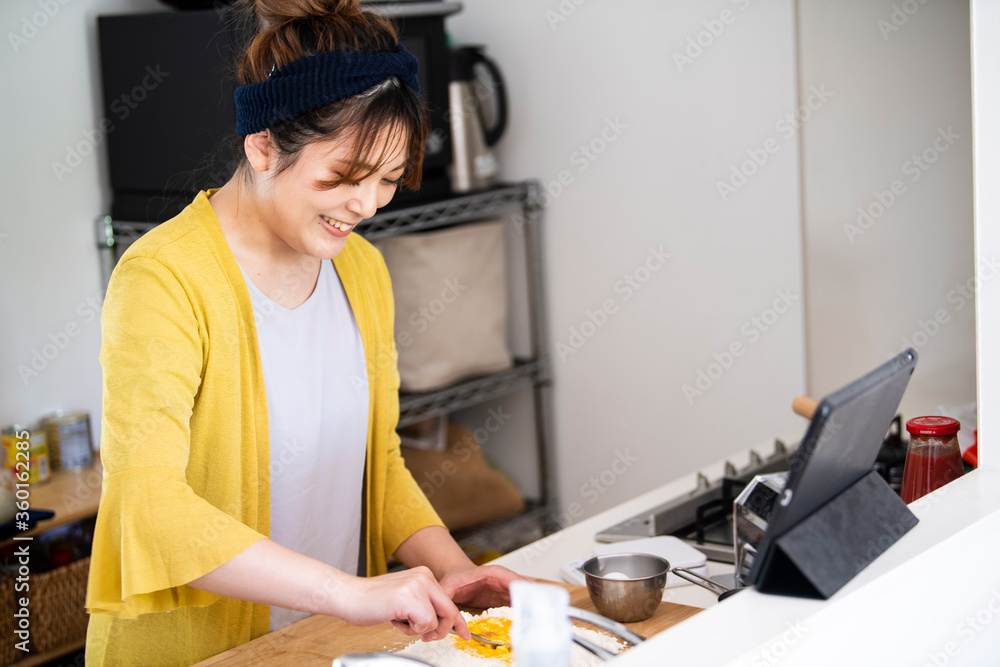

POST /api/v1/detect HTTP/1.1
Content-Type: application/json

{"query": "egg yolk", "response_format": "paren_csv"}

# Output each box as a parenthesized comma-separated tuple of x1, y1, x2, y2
(453, 617, 512, 663)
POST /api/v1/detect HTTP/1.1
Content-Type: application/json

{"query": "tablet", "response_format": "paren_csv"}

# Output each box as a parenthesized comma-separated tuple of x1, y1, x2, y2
(746, 348, 918, 587)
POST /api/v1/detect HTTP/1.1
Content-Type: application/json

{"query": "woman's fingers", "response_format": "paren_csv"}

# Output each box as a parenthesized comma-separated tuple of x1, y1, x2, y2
(451, 608, 470, 640)
(390, 619, 419, 635)
(421, 575, 469, 641)
(388, 567, 463, 641)
(340, 565, 479, 643)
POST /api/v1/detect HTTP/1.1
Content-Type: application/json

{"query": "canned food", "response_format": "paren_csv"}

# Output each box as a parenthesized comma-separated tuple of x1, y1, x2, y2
(42, 411, 94, 471)
(2, 423, 50, 484)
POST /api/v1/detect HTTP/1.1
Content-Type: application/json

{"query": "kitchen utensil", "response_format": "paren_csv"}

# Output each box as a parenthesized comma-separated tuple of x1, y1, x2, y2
(581, 553, 669, 623)
(567, 606, 646, 645)
(449, 629, 508, 648)
(447, 45, 508, 192)
(792, 395, 819, 419)
(671, 567, 746, 602)
(564, 536, 708, 588)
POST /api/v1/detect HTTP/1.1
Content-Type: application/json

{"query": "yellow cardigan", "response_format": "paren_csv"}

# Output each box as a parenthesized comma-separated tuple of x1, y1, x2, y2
(85, 190, 443, 665)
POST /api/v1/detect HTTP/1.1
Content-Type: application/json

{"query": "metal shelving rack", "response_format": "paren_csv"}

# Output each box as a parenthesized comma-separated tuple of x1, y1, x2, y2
(97, 179, 557, 555)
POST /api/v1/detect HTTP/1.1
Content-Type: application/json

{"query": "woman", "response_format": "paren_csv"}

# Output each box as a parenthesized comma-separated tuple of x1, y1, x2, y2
(84, 0, 523, 663)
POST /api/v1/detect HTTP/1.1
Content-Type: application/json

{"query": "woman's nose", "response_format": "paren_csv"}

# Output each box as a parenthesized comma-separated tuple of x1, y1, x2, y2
(347, 182, 379, 219)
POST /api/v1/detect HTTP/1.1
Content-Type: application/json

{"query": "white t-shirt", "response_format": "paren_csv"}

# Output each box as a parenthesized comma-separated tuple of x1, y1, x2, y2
(238, 259, 369, 632)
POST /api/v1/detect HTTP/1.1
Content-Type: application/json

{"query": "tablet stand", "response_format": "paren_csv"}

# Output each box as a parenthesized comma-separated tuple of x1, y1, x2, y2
(755, 470, 918, 599)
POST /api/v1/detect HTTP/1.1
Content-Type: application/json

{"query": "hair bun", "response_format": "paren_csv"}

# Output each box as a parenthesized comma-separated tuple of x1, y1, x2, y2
(254, 0, 362, 24)
(237, 0, 398, 84)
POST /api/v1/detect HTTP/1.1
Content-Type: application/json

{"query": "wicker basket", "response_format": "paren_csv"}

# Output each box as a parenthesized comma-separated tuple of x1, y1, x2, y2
(25, 557, 90, 656)
(0, 575, 15, 666)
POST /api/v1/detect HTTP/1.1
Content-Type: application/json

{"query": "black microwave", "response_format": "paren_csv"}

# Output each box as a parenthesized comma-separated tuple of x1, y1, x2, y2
(97, 1, 461, 223)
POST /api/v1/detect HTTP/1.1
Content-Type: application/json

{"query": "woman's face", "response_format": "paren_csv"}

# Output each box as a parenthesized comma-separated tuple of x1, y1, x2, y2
(253, 130, 407, 260)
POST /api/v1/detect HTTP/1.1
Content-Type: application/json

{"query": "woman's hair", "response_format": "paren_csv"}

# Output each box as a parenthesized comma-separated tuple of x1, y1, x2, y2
(231, 0, 428, 189)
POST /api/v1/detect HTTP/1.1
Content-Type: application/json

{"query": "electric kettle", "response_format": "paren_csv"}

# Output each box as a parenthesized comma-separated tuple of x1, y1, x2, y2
(448, 46, 508, 193)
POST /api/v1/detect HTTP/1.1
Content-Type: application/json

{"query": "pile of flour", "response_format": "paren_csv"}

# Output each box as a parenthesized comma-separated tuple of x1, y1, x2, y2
(396, 607, 624, 667)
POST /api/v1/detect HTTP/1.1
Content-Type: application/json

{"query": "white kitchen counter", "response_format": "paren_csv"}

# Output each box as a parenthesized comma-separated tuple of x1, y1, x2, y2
(495, 450, 1000, 665)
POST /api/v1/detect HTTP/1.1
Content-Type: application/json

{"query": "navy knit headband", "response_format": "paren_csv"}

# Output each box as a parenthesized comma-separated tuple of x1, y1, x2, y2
(234, 45, 420, 136)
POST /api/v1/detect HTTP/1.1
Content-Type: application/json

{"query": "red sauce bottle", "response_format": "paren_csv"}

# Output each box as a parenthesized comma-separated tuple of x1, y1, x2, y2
(900, 416, 964, 504)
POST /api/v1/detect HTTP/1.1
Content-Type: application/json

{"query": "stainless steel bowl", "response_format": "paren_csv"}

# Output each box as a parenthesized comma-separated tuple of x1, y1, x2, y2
(581, 553, 669, 623)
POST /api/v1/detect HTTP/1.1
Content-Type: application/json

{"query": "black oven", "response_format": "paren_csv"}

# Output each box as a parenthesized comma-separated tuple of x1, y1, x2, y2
(97, 2, 461, 223)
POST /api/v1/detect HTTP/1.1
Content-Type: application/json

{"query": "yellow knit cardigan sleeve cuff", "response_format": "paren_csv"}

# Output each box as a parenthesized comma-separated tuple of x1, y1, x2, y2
(85, 467, 267, 619)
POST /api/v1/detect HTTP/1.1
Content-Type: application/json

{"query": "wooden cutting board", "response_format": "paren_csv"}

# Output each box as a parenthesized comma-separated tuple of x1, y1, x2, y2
(194, 580, 701, 666)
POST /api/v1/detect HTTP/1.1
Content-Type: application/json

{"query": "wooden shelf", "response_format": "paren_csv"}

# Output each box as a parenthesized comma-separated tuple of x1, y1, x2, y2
(11, 638, 85, 666)
(4, 463, 102, 544)
(0, 466, 101, 666)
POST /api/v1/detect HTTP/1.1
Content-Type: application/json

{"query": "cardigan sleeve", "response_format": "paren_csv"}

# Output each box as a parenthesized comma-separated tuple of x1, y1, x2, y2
(377, 338, 446, 557)
(86, 256, 266, 619)
(358, 243, 445, 561)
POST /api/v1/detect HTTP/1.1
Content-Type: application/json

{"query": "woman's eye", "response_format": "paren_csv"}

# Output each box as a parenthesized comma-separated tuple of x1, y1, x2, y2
(333, 172, 399, 187)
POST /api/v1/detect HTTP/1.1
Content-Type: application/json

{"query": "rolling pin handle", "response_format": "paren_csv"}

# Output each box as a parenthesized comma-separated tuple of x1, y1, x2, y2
(792, 395, 819, 419)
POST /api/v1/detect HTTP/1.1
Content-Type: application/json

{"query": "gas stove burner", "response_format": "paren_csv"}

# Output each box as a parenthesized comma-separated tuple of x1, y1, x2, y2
(595, 440, 794, 563)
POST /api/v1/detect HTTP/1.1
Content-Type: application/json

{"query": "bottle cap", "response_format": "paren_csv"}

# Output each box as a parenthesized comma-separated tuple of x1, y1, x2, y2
(905, 416, 960, 436)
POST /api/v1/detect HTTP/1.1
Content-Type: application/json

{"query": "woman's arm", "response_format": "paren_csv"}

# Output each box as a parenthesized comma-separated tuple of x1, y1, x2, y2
(393, 526, 530, 609)
(188, 538, 468, 641)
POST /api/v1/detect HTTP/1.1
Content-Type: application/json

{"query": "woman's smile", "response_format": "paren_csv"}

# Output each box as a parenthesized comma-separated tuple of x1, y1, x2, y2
(320, 214, 357, 237)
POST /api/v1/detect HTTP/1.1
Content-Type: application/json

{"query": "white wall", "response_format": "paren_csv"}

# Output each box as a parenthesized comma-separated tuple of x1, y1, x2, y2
(798, 0, 975, 416)
(449, 0, 807, 518)
(972, 0, 999, 470)
(0, 0, 161, 437)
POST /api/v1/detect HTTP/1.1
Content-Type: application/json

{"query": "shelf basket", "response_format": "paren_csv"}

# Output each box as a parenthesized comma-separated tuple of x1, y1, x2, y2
(31, 556, 90, 654)
(0, 556, 90, 664)
(0, 574, 14, 666)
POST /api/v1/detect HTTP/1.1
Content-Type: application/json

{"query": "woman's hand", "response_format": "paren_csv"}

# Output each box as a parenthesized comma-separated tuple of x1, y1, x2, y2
(335, 566, 469, 642)
(393, 526, 530, 612)
(439, 563, 530, 609)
